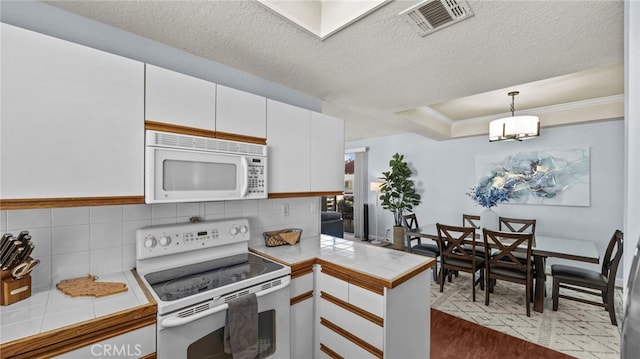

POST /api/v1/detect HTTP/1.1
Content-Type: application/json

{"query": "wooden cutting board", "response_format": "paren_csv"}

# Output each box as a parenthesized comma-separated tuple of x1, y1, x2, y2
(57, 274, 127, 298)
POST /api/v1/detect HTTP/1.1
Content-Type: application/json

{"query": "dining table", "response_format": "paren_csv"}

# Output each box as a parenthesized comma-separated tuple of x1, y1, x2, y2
(405, 223, 600, 313)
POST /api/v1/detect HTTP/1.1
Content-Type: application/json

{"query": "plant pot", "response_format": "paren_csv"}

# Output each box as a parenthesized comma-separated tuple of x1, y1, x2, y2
(393, 226, 405, 251)
(480, 207, 498, 230)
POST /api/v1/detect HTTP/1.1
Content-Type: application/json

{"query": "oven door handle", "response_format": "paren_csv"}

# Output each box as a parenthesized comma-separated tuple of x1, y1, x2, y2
(161, 280, 290, 328)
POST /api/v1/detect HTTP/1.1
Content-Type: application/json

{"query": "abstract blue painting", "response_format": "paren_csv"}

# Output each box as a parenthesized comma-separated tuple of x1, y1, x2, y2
(475, 147, 590, 206)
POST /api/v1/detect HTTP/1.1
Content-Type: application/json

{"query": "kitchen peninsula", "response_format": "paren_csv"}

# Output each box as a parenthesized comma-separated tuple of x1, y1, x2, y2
(251, 235, 435, 359)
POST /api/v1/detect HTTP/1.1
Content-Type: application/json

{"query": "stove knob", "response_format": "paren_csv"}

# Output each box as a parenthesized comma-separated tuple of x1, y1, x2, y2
(230, 226, 238, 236)
(159, 236, 171, 247)
(239, 225, 248, 234)
(144, 236, 157, 249)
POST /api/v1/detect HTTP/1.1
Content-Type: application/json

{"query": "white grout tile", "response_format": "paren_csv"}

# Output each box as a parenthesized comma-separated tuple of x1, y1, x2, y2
(151, 217, 177, 226)
(151, 203, 177, 219)
(41, 304, 95, 332)
(7, 209, 51, 229)
(0, 211, 7, 232)
(123, 204, 152, 221)
(89, 222, 123, 250)
(93, 291, 138, 318)
(16, 227, 51, 258)
(0, 317, 42, 343)
(51, 225, 90, 255)
(177, 202, 201, 218)
(90, 247, 123, 276)
(204, 201, 225, 215)
(52, 207, 89, 226)
(0, 303, 46, 326)
(122, 245, 136, 271)
(224, 200, 242, 214)
(242, 200, 259, 216)
(51, 251, 90, 284)
(30, 255, 52, 290)
(123, 219, 151, 246)
(89, 205, 123, 224)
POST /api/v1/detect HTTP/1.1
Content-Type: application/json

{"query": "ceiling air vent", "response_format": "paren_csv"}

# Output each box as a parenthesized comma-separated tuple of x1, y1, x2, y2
(400, 0, 474, 37)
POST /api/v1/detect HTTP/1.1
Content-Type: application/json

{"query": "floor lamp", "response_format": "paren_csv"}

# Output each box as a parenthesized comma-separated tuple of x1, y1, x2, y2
(369, 181, 383, 244)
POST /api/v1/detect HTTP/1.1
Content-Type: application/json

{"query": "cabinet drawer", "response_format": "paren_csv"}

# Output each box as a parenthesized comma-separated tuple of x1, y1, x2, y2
(290, 272, 314, 298)
(57, 324, 155, 358)
(320, 321, 380, 359)
(320, 298, 383, 350)
(319, 271, 349, 303)
(349, 283, 384, 317)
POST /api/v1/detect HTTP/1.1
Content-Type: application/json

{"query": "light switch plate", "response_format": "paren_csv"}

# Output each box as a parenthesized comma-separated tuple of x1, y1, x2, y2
(282, 204, 289, 217)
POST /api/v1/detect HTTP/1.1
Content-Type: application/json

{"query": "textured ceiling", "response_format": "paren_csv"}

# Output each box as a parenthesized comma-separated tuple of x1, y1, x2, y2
(46, 0, 625, 141)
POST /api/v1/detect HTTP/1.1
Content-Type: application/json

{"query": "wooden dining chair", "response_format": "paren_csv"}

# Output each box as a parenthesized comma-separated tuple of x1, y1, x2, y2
(498, 216, 536, 234)
(436, 223, 484, 301)
(403, 213, 440, 282)
(482, 229, 535, 316)
(462, 214, 480, 229)
(551, 229, 623, 325)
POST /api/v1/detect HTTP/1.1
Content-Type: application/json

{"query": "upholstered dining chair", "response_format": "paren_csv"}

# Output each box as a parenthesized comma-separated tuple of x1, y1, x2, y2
(551, 229, 623, 325)
(482, 229, 535, 316)
(462, 214, 480, 229)
(498, 216, 536, 234)
(403, 213, 440, 282)
(436, 223, 484, 301)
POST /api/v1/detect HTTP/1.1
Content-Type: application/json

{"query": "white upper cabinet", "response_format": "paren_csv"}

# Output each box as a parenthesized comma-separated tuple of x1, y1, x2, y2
(216, 84, 266, 139)
(267, 99, 311, 194)
(145, 64, 216, 130)
(1, 23, 144, 200)
(310, 112, 345, 192)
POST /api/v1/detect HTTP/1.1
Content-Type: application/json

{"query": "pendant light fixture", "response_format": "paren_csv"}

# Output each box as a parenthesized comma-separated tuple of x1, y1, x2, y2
(489, 91, 540, 142)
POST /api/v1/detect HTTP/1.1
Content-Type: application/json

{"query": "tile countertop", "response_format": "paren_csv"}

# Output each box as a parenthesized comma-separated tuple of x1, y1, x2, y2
(250, 234, 436, 288)
(0, 270, 151, 345)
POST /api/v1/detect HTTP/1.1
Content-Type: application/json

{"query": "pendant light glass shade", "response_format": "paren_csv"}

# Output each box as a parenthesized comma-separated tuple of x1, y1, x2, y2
(489, 92, 540, 142)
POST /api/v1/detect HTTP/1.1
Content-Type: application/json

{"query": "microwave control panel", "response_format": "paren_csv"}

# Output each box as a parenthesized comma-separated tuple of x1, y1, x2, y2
(246, 157, 266, 197)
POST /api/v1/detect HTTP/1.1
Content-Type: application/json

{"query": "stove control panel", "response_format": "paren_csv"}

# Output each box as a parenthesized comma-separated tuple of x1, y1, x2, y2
(136, 218, 251, 259)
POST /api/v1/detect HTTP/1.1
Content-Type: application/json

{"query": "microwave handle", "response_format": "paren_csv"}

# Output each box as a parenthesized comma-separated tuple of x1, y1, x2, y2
(240, 156, 249, 197)
(160, 280, 290, 328)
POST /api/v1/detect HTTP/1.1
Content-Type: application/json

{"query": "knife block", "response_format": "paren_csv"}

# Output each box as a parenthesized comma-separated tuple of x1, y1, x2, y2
(1, 267, 32, 306)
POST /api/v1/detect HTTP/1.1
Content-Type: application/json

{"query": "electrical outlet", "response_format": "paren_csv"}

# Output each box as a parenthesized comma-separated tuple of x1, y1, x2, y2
(282, 203, 289, 217)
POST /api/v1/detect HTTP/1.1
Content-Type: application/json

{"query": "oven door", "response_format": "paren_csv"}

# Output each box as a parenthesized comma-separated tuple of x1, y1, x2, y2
(156, 281, 290, 359)
(146, 146, 248, 203)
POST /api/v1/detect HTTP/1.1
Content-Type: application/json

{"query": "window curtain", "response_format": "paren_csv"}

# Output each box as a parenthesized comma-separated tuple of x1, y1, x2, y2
(352, 149, 368, 239)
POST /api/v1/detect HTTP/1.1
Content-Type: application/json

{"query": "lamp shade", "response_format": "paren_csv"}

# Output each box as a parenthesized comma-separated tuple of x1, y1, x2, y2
(489, 115, 539, 142)
(370, 181, 383, 192)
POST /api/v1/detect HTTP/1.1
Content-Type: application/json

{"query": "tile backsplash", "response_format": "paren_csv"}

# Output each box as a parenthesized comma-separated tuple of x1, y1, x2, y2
(0, 197, 320, 290)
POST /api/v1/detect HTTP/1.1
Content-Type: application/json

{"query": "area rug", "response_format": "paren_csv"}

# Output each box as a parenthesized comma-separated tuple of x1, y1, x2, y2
(430, 272, 621, 359)
(431, 308, 572, 359)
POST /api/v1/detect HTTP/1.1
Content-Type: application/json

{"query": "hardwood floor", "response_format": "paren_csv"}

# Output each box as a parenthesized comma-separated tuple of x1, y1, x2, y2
(431, 309, 573, 359)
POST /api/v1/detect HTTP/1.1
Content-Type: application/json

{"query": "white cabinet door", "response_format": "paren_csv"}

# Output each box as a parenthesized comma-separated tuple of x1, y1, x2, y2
(1, 24, 144, 199)
(291, 297, 314, 359)
(216, 84, 266, 139)
(310, 112, 345, 192)
(266, 99, 311, 193)
(145, 64, 216, 130)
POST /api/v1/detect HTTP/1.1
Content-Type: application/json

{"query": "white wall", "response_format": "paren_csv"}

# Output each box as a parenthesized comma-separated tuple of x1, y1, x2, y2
(0, 198, 320, 291)
(349, 120, 625, 277)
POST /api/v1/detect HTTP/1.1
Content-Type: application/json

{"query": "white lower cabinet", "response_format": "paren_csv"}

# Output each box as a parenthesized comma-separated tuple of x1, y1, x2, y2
(56, 324, 155, 358)
(290, 269, 315, 358)
(315, 264, 431, 359)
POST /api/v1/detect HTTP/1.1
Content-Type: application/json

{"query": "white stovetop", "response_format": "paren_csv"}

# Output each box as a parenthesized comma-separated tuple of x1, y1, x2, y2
(0, 270, 150, 344)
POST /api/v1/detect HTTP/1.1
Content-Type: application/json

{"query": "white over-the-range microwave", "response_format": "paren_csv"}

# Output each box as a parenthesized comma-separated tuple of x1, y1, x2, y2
(145, 130, 268, 203)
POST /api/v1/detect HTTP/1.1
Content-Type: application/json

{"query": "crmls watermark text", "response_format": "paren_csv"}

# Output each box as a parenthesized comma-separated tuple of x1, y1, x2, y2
(91, 344, 142, 357)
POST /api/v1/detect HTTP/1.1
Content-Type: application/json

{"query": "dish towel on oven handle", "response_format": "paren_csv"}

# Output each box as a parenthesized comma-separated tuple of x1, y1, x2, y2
(224, 293, 258, 359)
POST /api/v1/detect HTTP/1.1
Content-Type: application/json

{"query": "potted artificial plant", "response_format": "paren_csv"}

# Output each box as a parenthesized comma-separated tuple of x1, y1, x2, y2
(379, 153, 421, 250)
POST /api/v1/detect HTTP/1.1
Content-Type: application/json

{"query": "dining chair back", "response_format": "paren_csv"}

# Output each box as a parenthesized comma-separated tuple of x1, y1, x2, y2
(551, 229, 623, 325)
(498, 216, 536, 234)
(436, 223, 484, 301)
(482, 229, 534, 316)
(403, 213, 440, 282)
(462, 214, 480, 229)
